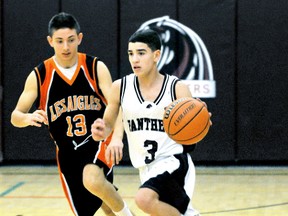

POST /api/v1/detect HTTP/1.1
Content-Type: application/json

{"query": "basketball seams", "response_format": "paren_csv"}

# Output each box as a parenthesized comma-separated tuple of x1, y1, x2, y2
(168, 100, 204, 136)
(174, 111, 210, 143)
(163, 97, 210, 145)
(167, 99, 193, 134)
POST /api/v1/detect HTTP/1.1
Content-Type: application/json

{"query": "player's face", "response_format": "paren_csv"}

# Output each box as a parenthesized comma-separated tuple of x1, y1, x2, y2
(47, 28, 83, 68)
(128, 42, 160, 77)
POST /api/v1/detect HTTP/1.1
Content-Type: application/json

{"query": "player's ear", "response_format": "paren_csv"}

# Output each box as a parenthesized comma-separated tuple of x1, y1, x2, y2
(78, 33, 83, 45)
(47, 36, 53, 47)
(154, 49, 161, 62)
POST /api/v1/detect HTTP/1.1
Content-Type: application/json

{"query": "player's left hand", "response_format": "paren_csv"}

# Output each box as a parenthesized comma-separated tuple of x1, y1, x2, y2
(91, 118, 106, 141)
(196, 98, 213, 126)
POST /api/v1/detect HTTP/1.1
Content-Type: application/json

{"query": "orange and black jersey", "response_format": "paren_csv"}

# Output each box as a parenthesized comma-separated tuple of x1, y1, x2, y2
(34, 53, 110, 154)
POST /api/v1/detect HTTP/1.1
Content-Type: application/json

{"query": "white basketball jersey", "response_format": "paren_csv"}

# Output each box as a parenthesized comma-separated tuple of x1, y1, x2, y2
(121, 73, 184, 168)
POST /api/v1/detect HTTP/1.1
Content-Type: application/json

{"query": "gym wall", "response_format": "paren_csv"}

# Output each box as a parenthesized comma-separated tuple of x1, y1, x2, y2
(1, 0, 287, 165)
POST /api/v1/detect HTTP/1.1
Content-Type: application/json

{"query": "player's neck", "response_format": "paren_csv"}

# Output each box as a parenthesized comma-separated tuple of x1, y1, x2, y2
(53, 55, 78, 69)
(138, 71, 163, 88)
(138, 72, 164, 102)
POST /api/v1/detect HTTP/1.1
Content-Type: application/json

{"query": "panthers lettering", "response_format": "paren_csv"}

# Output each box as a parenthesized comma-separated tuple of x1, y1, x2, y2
(127, 118, 164, 132)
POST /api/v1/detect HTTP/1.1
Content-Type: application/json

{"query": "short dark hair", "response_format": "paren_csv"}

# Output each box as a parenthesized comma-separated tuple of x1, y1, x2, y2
(48, 12, 80, 36)
(128, 29, 162, 51)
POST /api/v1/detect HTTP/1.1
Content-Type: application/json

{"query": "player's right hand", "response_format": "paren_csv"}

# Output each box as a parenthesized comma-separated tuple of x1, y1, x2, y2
(29, 109, 48, 127)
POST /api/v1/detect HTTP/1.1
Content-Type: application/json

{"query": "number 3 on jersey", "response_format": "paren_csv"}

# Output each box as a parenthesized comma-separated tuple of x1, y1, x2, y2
(144, 140, 158, 164)
(66, 114, 87, 137)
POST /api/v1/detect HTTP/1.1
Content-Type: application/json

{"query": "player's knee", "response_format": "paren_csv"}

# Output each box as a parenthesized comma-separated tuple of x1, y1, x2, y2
(135, 188, 156, 213)
(83, 164, 105, 192)
(135, 194, 150, 212)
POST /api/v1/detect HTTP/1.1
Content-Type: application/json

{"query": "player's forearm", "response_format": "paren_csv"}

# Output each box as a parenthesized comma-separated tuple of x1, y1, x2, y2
(11, 110, 31, 128)
(102, 104, 121, 140)
(103, 117, 117, 140)
(110, 113, 124, 142)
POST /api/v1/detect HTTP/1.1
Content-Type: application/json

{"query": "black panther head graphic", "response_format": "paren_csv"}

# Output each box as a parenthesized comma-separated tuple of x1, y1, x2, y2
(137, 16, 213, 81)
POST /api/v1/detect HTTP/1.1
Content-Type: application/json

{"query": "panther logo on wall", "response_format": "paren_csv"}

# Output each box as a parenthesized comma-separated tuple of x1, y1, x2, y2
(137, 16, 216, 98)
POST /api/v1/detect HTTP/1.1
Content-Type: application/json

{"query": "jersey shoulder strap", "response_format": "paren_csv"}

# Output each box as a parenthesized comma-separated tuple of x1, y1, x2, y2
(169, 74, 180, 101)
(82, 53, 107, 103)
(120, 75, 127, 104)
(34, 58, 55, 110)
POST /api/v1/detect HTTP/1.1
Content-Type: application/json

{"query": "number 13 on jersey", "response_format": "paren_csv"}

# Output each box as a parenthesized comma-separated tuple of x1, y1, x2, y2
(66, 114, 87, 137)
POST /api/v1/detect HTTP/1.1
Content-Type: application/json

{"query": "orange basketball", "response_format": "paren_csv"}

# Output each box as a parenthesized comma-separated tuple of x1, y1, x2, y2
(163, 97, 210, 145)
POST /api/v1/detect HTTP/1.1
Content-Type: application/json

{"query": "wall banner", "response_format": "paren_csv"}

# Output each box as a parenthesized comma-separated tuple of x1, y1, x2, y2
(137, 16, 216, 98)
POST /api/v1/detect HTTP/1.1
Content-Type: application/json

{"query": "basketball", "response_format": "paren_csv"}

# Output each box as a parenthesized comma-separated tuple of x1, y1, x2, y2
(163, 97, 210, 145)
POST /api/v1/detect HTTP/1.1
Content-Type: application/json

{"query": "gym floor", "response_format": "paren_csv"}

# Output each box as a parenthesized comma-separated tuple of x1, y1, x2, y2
(0, 165, 287, 216)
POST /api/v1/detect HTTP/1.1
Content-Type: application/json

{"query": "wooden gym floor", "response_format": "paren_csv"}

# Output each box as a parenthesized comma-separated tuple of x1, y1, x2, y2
(0, 165, 287, 216)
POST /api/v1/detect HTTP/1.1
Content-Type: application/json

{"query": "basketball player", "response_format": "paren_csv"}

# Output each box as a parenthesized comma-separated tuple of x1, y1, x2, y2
(91, 29, 211, 215)
(10, 12, 133, 216)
